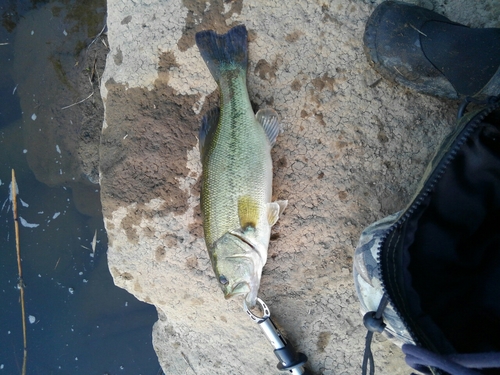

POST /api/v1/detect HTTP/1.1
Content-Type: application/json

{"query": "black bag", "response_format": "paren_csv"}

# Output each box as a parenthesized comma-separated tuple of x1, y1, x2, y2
(354, 97, 500, 375)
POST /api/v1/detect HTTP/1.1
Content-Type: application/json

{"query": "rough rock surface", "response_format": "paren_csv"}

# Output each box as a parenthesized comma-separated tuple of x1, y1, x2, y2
(99, 1, 500, 374)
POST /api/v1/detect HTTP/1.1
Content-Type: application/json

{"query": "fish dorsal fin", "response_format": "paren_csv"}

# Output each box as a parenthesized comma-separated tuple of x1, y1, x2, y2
(256, 108, 280, 147)
(267, 200, 288, 226)
(199, 107, 220, 159)
(238, 195, 260, 229)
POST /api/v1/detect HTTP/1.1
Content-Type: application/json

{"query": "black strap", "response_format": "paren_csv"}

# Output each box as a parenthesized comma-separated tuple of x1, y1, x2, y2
(402, 344, 500, 375)
(362, 294, 389, 375)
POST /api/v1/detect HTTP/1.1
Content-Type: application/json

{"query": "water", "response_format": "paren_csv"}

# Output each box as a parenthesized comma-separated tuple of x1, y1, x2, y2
(0, 1, 161, 374)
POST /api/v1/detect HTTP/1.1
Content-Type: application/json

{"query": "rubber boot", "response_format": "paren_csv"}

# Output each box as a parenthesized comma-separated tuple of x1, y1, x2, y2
(364, 1, 500, 99)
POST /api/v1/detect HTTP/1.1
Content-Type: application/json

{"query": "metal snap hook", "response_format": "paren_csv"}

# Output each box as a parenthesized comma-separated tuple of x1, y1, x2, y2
(243, 297, 270, 323)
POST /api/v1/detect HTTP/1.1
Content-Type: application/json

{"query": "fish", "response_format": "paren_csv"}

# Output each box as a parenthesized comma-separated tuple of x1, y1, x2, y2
(195, 25, 287, 308)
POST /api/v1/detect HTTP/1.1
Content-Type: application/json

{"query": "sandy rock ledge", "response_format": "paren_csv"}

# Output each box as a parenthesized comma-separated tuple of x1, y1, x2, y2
(99, 1, 499, 374)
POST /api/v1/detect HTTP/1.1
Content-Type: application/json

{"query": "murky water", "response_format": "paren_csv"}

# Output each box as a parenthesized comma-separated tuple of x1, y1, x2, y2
(0, 1, 161, 374)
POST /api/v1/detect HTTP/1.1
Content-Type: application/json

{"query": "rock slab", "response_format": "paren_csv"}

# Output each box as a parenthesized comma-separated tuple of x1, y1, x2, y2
(99, 1, 499, 374)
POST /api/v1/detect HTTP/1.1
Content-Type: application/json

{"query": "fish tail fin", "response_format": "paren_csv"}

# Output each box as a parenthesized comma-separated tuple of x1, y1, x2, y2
(195, 25, 248, 82)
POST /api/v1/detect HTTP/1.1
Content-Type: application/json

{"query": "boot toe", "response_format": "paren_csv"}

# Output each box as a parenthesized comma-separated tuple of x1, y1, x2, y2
(364, 1, 460, 99)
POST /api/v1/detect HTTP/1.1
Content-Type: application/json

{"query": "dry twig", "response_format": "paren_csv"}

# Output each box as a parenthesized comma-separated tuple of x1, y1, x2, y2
(61, 92, 94, 110)
(409, 23, 427, 37)
(12, 169, 27, 375)
(87, 22, 107, 52)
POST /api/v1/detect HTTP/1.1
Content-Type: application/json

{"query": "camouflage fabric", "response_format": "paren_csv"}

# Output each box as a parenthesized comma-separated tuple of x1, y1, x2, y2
(353, 99, 500, 371)
(353, 212, 414, 347)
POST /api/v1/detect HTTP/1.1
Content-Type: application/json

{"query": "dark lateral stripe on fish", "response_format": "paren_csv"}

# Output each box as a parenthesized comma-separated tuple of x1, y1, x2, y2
(195, 25, 248, 81)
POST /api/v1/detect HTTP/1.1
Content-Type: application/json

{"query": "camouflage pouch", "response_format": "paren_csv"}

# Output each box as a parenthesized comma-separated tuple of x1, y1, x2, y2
(353, 97, 500, 375)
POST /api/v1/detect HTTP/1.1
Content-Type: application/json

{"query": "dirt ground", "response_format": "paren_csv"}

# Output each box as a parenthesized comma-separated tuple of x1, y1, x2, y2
(98, 1, 500, 374)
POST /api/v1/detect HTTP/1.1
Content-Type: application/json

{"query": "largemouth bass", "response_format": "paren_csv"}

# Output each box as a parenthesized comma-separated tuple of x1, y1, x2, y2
(195, 25, 286, 307)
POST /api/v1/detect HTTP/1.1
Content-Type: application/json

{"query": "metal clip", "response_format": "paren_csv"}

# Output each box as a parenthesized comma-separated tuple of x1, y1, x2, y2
(244, 298, 310, 375)
(244, 297, 270, 323)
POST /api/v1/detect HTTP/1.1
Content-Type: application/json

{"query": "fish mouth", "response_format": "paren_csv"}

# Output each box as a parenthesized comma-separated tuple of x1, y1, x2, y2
(224, 282, 250, 299)
(217, 230, 264, 303)
(244, 288, 258, 308)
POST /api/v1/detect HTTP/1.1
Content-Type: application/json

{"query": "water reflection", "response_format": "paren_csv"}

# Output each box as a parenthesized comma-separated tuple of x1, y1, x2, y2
(0, 1, 161, 373)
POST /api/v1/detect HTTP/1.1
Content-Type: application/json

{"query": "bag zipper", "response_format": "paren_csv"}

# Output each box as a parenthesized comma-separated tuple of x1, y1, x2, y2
(376, 97, 500, 350)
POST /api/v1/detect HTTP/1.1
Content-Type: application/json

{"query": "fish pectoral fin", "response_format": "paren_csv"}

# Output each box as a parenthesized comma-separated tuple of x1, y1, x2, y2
(199, 107, 220, 159)
(267, 200, 288, 226)
(238, 195, 260, 229)
(277, 200, 288, 214)
(256, 108, 280, 147)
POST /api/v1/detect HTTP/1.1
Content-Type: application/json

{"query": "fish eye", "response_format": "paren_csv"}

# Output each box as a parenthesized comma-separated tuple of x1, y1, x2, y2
(219, 275, 229, 285)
